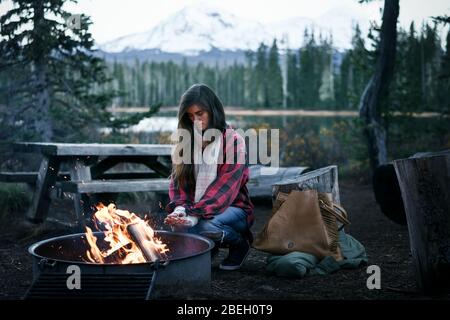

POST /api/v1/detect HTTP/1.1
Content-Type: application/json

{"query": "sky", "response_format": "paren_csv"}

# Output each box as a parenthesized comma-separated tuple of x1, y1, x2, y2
(1, 0, 449, 44)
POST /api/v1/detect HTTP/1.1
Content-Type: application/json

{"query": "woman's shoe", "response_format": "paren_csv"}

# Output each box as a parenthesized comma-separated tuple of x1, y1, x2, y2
(219, 239, 250, 271)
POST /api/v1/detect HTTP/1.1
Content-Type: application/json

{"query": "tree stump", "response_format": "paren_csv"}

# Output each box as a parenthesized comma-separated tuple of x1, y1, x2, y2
(393, 151, 450, 294)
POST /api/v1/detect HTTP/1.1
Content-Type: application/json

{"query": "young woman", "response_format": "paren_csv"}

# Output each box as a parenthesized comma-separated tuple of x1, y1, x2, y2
(164, 84, 254, 271)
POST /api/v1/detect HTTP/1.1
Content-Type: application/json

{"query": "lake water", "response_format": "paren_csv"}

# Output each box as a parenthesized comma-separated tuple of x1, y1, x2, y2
(109, 110, 450, 179)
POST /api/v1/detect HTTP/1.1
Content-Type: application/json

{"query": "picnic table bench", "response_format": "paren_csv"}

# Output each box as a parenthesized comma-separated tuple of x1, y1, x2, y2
(2, 142, 173, 226)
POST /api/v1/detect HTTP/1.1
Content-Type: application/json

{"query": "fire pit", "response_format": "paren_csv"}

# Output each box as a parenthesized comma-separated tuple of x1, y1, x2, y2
(27, 231, 213, 299)
(25, 204, 214, 299)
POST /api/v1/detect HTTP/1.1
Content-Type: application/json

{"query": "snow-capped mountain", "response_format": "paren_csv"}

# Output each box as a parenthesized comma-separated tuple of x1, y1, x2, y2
(99, 3, 371, 56)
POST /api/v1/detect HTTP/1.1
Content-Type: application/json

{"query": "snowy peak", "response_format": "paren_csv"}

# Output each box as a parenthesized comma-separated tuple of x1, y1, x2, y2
(99, 4, 371, 55)
(100, 3, 268, 55)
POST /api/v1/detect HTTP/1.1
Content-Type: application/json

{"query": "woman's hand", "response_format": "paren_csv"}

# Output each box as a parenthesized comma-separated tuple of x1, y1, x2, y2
(172, 206, 186, 217)
(164, 206, 186, 222)
(164, 212, 198, 228)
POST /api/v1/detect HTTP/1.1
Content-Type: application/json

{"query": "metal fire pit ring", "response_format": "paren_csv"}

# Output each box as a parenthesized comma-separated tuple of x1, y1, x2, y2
(27, 231, 214, 299)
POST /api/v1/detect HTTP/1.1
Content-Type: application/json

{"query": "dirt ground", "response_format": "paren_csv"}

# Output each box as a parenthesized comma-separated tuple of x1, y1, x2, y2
(1, 179, 449, 300)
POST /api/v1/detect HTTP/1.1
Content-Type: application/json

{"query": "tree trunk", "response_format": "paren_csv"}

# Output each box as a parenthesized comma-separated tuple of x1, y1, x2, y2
(31, 0, 53, 141)
(358, 0, 399, 172)
(393, 151, 450, 294)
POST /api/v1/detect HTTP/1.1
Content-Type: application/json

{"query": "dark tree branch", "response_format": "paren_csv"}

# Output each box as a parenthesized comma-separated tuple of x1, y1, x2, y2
(358, 0, 400, 172)
(432, 15, 450, 25)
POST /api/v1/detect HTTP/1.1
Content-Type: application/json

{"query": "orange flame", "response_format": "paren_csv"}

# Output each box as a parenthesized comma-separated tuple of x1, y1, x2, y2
(85, 203, 168, 264)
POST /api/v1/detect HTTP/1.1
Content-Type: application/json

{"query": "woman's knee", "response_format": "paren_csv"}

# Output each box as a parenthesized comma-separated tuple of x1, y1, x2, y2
(196, 219, 224, 233)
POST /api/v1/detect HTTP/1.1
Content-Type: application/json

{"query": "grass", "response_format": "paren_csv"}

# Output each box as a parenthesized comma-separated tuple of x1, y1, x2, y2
(0, 183, 30, 222)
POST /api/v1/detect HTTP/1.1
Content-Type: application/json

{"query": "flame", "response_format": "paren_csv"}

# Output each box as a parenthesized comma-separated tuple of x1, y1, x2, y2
(84, 203, 169, 264)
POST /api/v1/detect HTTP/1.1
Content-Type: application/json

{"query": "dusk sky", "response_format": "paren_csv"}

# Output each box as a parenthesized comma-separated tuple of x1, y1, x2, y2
(0, 0, 449, 43)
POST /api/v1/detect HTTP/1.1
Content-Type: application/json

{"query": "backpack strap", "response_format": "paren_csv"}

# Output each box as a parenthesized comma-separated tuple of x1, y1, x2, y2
(319, 199, 351, 230)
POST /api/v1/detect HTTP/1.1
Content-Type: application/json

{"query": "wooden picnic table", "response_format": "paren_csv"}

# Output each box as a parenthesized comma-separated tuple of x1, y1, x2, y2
(5, 142, 313, 228)
(12, 142, 174, 226)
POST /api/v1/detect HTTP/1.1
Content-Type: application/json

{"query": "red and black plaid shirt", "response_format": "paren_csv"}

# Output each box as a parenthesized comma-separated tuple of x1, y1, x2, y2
(165, 126, 254, 226)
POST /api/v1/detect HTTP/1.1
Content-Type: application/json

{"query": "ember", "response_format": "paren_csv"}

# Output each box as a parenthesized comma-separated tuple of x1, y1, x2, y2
(85, 203, 168, 264)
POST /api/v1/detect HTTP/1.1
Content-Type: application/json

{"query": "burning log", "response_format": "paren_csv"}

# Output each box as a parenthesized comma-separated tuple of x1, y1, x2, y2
(84, 203, 168, 264)
(127, 222, 163, 262)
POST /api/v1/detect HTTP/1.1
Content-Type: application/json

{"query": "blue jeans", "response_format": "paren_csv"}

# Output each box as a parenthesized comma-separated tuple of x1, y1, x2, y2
(189, 206, 248, 245)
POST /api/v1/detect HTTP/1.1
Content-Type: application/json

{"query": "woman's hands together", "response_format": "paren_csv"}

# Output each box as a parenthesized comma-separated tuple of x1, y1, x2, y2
(164, 206, 199, 227)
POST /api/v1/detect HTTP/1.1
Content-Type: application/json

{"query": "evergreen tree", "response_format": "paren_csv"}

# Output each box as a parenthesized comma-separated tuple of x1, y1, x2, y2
(267, 40, 283, 108)
(244, 50, 257, 107)
(0, 0, 118, 142)
(420, 23, 441, 111)
(336, 51, 350, 109)
(181, 58, 190, 95)
(286, 49, 300, 108)
(115, 60, 126, 106)
(391, 23, 422, 112)
(347, 24, 373, 109)
(437, 29, 450, 114)
(298, 28, 319, 108)
(318, 35, 335, 108)
(255, 43, 269, 107)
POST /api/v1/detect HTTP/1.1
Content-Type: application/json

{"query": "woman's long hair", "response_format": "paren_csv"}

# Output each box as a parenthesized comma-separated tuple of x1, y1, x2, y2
(172, 84, 227, 190)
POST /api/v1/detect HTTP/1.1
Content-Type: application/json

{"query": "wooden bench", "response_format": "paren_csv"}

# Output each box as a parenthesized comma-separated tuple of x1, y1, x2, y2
(54, 165, 310, 229)
(56, 166, 309, 196)
(1, 165, 309, 197)
(0, 171, 161, 184)
(58, 178, 170, 194)
(0, 171, 71, 193)
(0, 172, 40, 183)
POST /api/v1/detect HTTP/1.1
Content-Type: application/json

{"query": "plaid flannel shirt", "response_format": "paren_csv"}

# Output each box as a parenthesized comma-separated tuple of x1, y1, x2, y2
(165, 126, 254, 226)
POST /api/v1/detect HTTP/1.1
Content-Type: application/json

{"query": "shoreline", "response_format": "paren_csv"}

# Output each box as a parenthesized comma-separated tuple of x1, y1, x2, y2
(108, 106, 443, 118)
